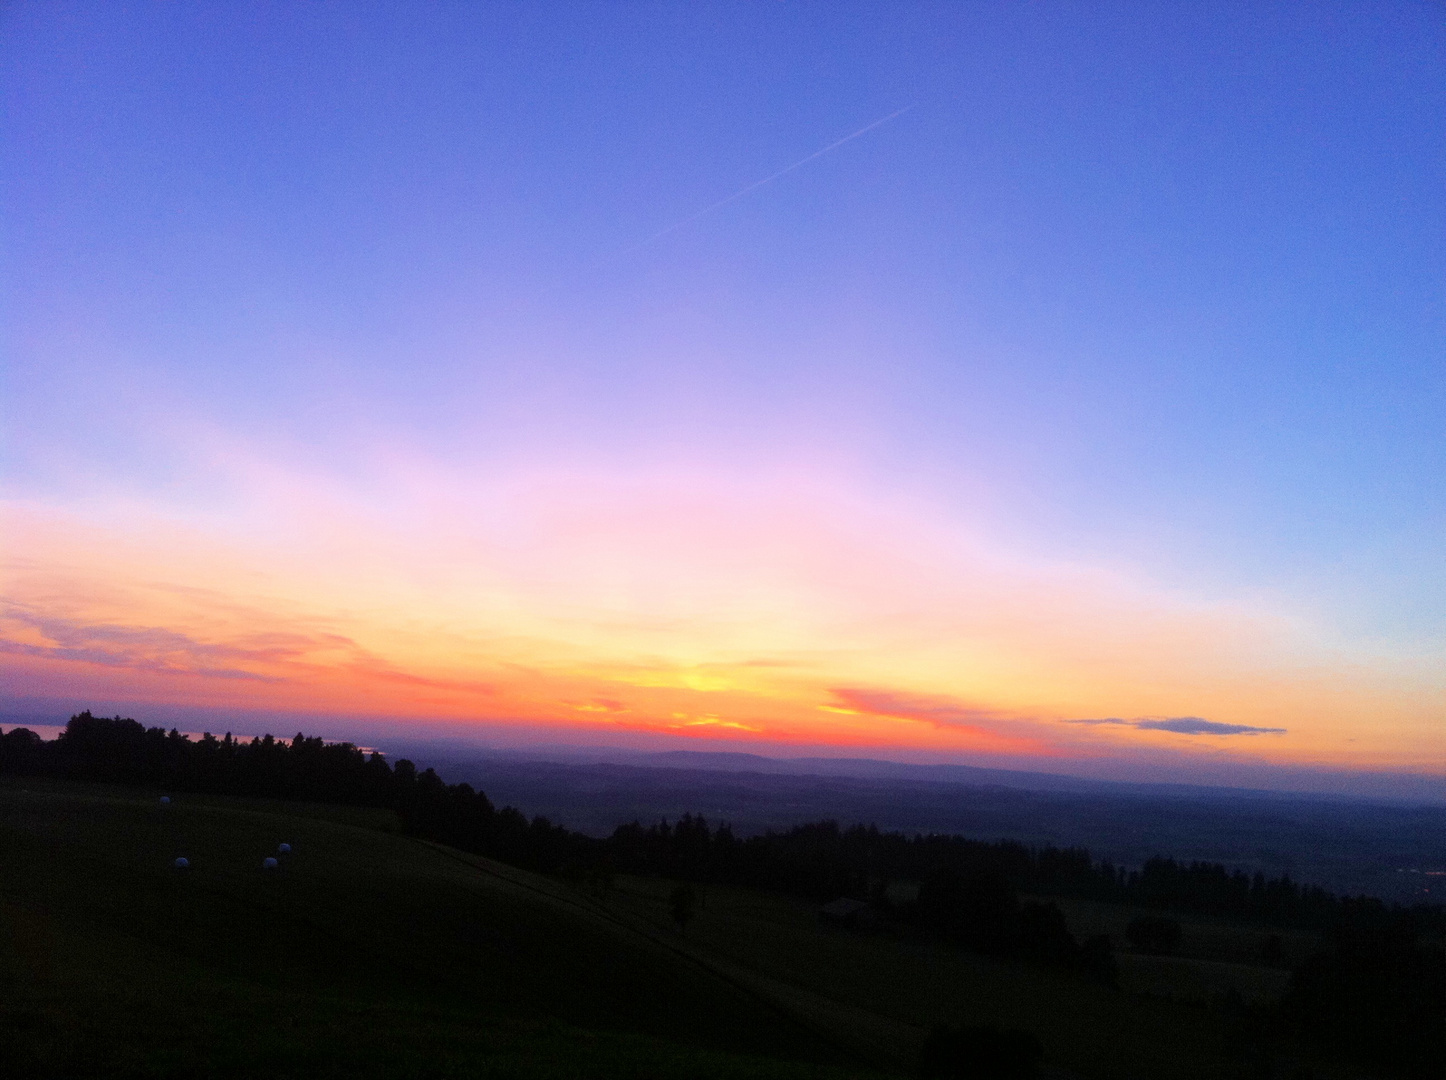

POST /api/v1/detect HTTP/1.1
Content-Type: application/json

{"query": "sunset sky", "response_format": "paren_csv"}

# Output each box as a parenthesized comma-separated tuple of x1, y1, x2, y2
(3, 3, 1443, 787)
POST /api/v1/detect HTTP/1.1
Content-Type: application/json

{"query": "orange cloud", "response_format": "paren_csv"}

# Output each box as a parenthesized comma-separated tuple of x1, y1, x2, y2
(824, 687, 1051, 754)
(567, 698, 629, 714)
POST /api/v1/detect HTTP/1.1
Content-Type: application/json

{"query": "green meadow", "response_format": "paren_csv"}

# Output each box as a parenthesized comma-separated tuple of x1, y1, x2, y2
(0, 778, 1374, 1078)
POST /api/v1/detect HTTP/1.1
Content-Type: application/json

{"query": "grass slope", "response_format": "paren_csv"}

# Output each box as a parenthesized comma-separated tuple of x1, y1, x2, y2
(593, 881, 1367, 1079)
(0, 779, 1372, 1079)
(0, 779, 862, 1079)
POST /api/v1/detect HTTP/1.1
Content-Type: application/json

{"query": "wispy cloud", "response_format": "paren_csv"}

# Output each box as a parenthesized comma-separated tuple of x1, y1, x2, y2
(830, 687, 1006, 728)
(1068, 716, 1287, 736)
(0, 638, 281, 681)
(824, 687, 1048, 753)
(567, 698, 629, 714)
(0, 605, 316, 682)
(0, 602, 498, 697)
(668, 713, 763, 733)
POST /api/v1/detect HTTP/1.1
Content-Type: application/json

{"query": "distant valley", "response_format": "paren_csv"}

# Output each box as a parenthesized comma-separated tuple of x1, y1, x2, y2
(418, 750, 1446, 904)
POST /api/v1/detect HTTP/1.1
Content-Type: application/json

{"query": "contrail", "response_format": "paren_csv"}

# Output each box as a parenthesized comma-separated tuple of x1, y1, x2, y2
(618, 104, 916, 256)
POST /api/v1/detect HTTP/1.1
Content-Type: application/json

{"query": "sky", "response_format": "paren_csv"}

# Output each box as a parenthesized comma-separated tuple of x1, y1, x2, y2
(2, 2, 1443, 789)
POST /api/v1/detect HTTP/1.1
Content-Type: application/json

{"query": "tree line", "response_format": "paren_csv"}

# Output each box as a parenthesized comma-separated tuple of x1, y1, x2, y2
(3, 713, 1438, 937)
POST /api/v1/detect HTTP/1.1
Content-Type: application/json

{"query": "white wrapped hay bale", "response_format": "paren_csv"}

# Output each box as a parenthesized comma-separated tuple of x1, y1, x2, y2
(173, 857, 189, 869)
(277, 843, 291, 854)
(262, 856, 278, 869)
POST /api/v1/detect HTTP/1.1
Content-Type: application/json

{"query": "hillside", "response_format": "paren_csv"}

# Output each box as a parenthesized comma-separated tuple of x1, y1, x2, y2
(0, 778, 861, 1079)
(1, 776, 1396, 1079)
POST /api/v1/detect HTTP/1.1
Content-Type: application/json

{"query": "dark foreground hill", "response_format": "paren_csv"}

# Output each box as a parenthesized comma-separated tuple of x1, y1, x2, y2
(4, 776, 1437, 1080)
(0, 779, 858, 1080)
(3, 717, 1441, 1078)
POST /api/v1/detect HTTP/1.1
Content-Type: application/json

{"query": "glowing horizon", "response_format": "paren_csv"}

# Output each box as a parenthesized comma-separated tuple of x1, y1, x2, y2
(4, 451, 1440, 775)
(3, 4, 1443, 787)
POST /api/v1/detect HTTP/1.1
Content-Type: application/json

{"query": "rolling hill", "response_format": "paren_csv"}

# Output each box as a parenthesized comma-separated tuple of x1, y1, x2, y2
(0, 776, 1401, 1079)
(0, 777, 861, 1079)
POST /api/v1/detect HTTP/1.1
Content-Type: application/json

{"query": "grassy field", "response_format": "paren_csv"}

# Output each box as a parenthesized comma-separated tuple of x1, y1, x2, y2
(1043, 897, 1300, 1004)
(0, 778, 862, 1079)
(0, 778, 1373, 1078)
(602, 878, 1354, 1080)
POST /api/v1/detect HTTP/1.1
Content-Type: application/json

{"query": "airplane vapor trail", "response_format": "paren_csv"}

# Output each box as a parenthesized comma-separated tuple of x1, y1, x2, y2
(618, 104, 916, 256)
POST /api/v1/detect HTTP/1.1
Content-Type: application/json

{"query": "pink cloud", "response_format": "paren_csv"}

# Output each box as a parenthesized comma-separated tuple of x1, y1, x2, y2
(828, 687, 1009, 728)
(825, 687, 1052, 754)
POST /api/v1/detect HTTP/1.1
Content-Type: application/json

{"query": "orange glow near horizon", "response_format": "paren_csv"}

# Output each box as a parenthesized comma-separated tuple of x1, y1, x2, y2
(3, 456, 1442, 778)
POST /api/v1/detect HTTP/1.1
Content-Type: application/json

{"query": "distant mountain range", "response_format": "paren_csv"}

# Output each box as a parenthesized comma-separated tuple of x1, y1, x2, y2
(631, 750, 1365, 800)
(384, 741, 1446, 804)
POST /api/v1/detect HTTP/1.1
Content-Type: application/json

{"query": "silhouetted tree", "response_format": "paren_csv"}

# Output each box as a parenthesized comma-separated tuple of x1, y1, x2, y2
(0, 727, 42, 774)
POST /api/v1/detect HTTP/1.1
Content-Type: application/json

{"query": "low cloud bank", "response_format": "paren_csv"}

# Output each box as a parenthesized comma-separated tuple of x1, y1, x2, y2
(1070, 715, 1287, 736)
